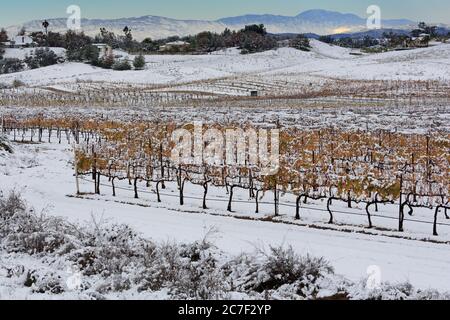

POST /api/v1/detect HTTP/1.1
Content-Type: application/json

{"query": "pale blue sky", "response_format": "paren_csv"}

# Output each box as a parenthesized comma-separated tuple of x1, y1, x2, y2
(1, 0, 449, 26)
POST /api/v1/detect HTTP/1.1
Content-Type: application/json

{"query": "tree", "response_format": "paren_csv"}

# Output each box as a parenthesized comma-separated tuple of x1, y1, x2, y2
(221, 28, 238, 47)
(82, 45, 100, 64)
(361, 36, 378, 48)
(97, 27, 118, 48)
(18, 27, 26, 36)
(412, 22, 437, 38)
(30, 32, 46, 46)
(0, 29, 6, 60)
(42, 20, 50, 35)
(46, 32, 65, 47)
(0, 58, 24, 74)
(289, 34, 311, 51)
(239, 31, 277, 54)
(112, 59, 132, 71)
(192, 31, 223, 53)
(96, 27, 138, 51)
(0, 28, 8, 43)
(99, 53, 115, 69)
(383, 32, 409, 47)
(242, 24, 267, 36)
(24, 48, 58, 68)
(318, 35, 334, 44)
(123, 26, 133, 48)
(141, 38, 158, 52)
(65, 31, 92, 61)
(133, 54, 145, 70)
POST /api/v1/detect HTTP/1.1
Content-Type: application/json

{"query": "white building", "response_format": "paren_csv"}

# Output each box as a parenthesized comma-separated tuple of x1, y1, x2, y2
(92, 43, 113, 58)
(10, 35, 34, 48)
(159, 41, 190, 52)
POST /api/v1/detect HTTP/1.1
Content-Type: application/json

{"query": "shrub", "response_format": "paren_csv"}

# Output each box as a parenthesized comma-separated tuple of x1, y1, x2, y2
(68, 221, 147, 277)
(169, 240, 228, 299)
(239, 32, 278, 54)
(0, 134, 13, 153)
(0, 190, 26, 222)
(0, 191, 76, 254)
(24, 48, 59, 69)
(67, 44, 99, 64)
(82, 45, 100, 65)
(24, 270, 65, 294)
(12, 79, 25, 88)
(98, 54, 115, 69)
(112, 60, 132, 71)
(135, 232, 228, 299)
(224, 245, 334, 298)
(0, 58, 24, 74)
(2, 191, 450, 300)
(136, 242, 181, 291)
(133, 54, 146, 70)
(289, 35, 311, 52)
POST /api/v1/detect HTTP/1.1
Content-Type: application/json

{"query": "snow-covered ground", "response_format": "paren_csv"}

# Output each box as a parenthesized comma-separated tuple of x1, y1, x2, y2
(1, 136, 450, 293)
(1, 39, 449, 300)
(3, 47, 66, 60)
(1, 41, 449, 88)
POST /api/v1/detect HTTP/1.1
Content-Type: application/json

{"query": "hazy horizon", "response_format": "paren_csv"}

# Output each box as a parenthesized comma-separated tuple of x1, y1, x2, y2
(1, 0, 449, 27)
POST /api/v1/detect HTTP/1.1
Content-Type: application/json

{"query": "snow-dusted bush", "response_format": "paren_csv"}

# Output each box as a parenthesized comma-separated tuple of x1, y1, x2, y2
(24, 270, 65, 294)
(348, 280, 450, 300)
(24, 48, 59, 69)
(12, 79, 25, 88)
(0, 192, 73, 255)
(224, 245, 335, 299)
(0, 58, 24, 74)
(0, 134, 13, 153)
(1, 191, 449, 300)
(68, 222, 147, 277)
(133, 54, 145, 70)
(134, 234, 229, 299)
(0, 190, 25, 221)
(112, 60, 132, 71)
(169, 240, 229, 300)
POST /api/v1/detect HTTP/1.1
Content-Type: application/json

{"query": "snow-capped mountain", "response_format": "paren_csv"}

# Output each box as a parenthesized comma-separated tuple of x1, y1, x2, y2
(6, 16, 227, 40)
(4, 9, 420, 40)
(218, 10, 416, 35)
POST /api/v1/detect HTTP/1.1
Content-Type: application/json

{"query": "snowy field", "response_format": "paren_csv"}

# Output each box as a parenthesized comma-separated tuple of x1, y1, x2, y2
(1, 40, 449, 113)
(1, 39, 449, 300)
(1, 40, 450, 89)
(1, 136, 450, 297)
(1, 103, 449, 134)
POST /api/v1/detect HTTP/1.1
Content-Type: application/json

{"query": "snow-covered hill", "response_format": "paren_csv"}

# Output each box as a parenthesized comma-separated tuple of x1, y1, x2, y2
(1, 41, 449, 88)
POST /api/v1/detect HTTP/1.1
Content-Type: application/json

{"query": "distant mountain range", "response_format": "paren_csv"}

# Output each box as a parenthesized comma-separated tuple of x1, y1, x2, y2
(4, 9, 447, 40)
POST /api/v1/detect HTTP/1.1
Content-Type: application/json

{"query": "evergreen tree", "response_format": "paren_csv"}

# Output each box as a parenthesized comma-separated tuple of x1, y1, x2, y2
(289, 34, 311, 51)
(0, 29, 6, 60)
(0, 28, 8, 43)
(133, 54, 145, 70)
(42, 20, 50, 35)
(99, 53, 115, 69)
(112, 59, 132, 71)
(25, 48, 59, 69)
